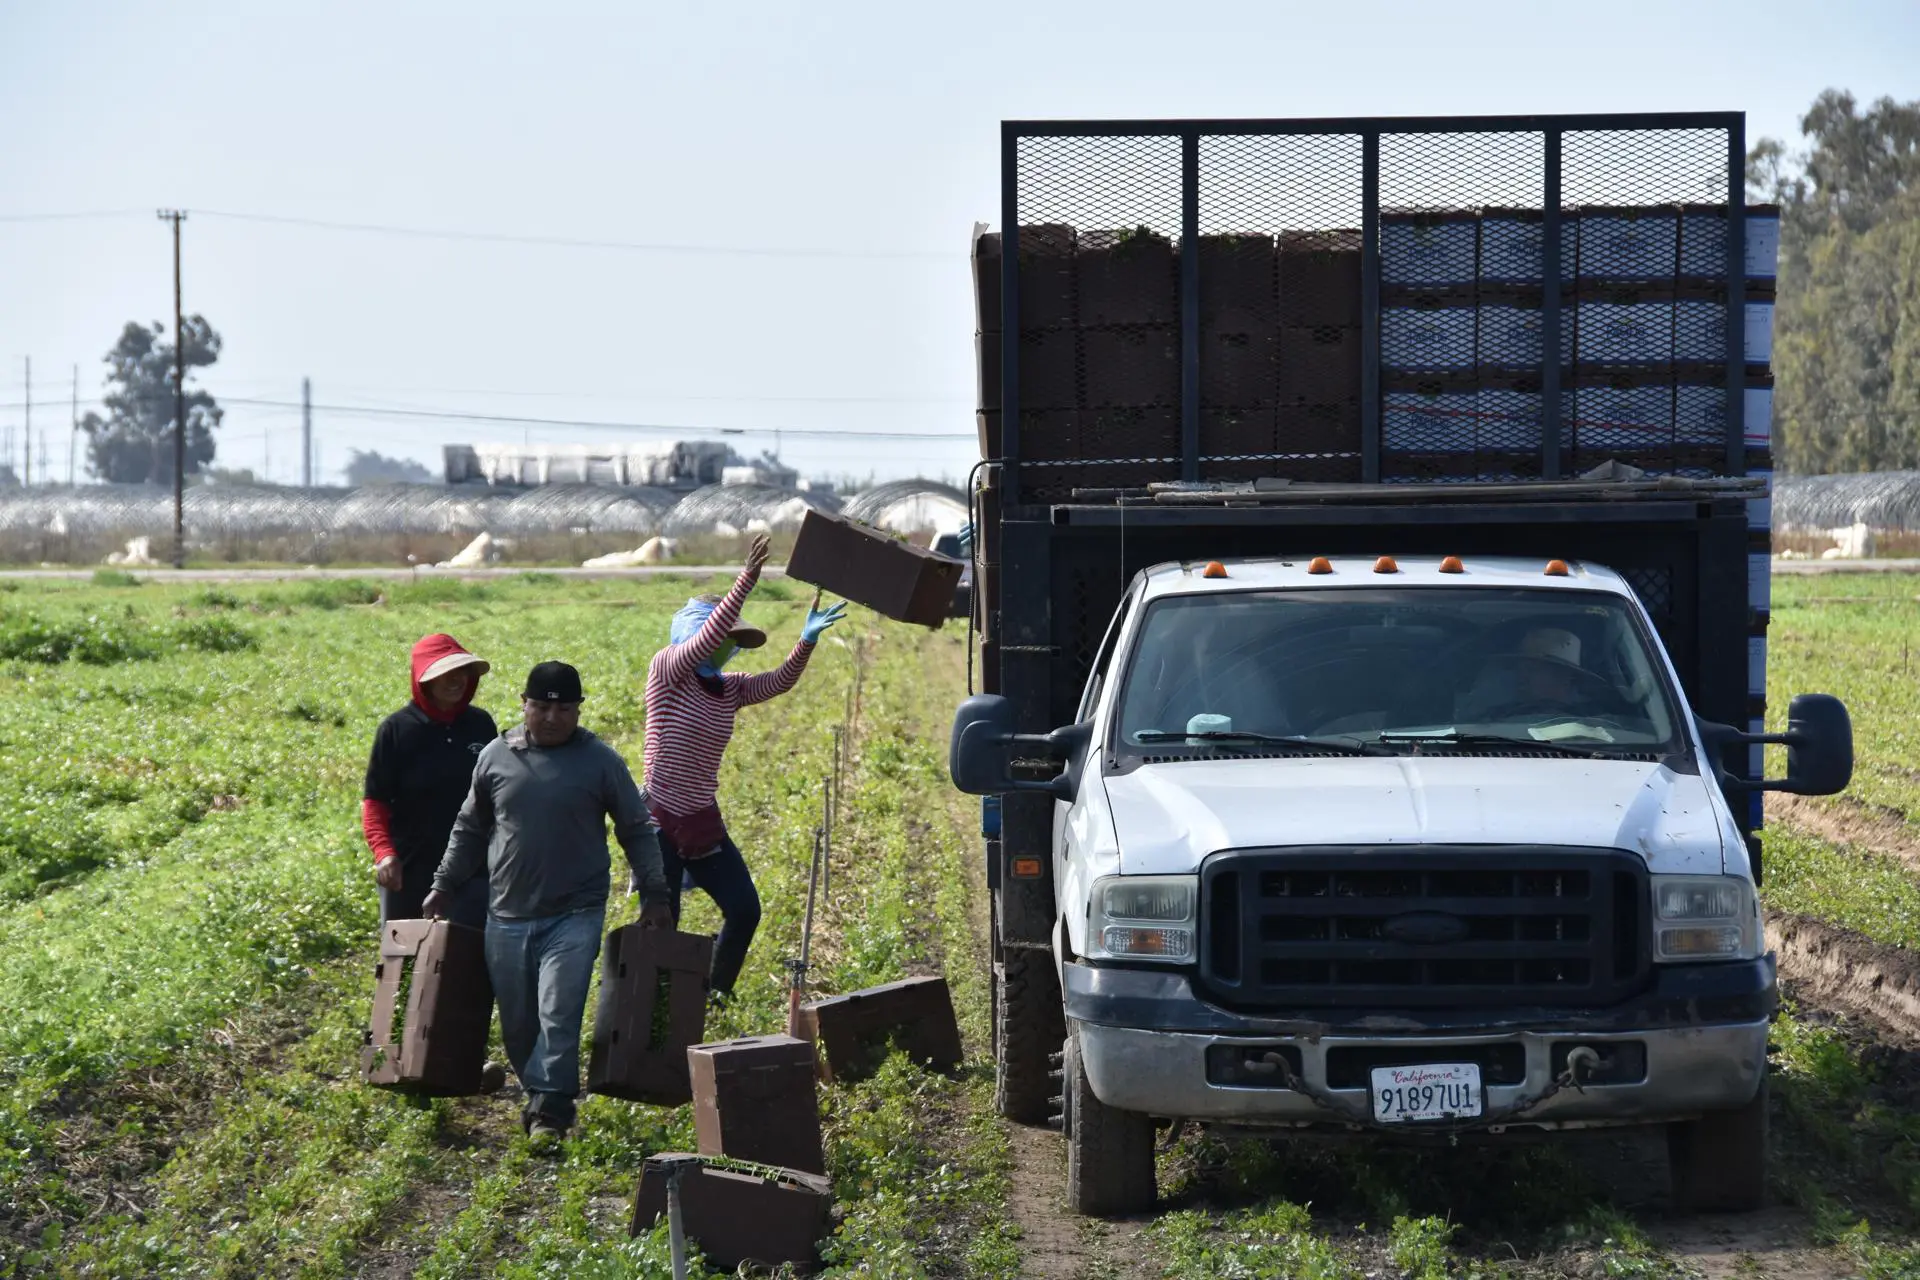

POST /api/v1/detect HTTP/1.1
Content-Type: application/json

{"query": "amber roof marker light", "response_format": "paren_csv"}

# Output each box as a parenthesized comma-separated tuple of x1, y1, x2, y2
(1373, 556, 1399, 574)
(1202, 561, 1228, 579)
(1545, 559, 1571, 577)
(1307, 557, 1333, 575)
(1439, 556, 1465, 574)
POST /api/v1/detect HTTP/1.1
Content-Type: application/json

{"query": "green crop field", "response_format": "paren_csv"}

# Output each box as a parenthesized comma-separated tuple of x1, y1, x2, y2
(0, 569, 1918, 1278)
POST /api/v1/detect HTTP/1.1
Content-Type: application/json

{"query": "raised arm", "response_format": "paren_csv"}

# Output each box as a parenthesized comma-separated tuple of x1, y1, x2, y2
(734, 592, 844, 705)
(654, 535, 770, 686)
(734, 640, 815, 706)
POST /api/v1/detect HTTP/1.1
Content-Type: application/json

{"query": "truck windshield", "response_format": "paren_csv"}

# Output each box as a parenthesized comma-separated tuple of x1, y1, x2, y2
(1112, 587, 1684, 757)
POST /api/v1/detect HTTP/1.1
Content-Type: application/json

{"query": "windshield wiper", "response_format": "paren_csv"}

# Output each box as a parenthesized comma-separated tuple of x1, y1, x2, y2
(1373, 731, 1623, 758)
(1134, 730, 1385, 757)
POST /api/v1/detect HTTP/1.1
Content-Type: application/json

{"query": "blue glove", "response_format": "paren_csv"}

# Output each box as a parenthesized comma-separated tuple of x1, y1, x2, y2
(802, 599, 848, 643)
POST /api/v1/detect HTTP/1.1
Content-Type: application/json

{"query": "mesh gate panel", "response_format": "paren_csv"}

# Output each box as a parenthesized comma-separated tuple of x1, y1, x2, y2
(1377, 132, 1549, 483)
(1195, 133, 1364, 482)
(997, 116, 1747, 500)
(1011, 136, 1184, 498)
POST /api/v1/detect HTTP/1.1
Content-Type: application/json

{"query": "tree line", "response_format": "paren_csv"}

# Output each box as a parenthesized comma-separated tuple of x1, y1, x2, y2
(1753, 89, 1920, 476)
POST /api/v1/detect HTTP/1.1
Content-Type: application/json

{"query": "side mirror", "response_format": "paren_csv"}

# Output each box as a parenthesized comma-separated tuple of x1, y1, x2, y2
(950, 694, 1016, 794)
(1781, 693, 1853, 796)
(1700, 693, 1853, 797)
(948, 694, 1089, 801)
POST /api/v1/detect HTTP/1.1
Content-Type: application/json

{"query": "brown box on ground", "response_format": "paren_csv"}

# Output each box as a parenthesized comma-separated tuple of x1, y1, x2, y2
(1277, 230, 1362, 327)
(1199, 234, 1278, 327)
(796, 975, 963, 1084)
(1082, 325, 1179, 408)
(631, 1155, 832, 1270)
(361, 918, 493, 1095)
(586, 927, 713, 1106)
(690, 1034, 825, 1175)
(785, 509, 966, 629)
(1076, 228, 1178, 326)
(1278, 326, 1362, 404)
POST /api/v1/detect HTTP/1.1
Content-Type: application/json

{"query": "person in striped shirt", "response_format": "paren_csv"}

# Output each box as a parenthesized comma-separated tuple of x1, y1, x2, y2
(643, 532, 847, 1000)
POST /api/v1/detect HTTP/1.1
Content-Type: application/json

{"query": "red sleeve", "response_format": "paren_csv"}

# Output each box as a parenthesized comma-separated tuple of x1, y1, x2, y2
(362, 797, 400, 863)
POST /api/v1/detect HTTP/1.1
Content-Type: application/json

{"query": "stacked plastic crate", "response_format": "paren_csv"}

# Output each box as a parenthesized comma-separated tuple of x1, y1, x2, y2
(1567, 206, 1678, 471)
(1380, 212, 1479, 479)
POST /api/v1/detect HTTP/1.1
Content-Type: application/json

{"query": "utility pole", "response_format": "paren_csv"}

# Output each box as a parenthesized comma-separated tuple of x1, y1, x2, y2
(158, 210, 187, 567)
(69, 365, 77, 486)
(301, 377, 312, 487)
(22, 357, 29, 485)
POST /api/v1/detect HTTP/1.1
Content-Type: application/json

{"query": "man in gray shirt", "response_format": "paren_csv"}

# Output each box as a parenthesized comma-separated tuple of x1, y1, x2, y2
(426, 660, 671, 1143)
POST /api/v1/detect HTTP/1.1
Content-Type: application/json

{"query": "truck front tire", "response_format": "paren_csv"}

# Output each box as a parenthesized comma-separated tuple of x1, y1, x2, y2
(993, 943, 1065, 1124)
(1063, 1028, 1156, 1216)
(1668, 1074, 1769, 1212)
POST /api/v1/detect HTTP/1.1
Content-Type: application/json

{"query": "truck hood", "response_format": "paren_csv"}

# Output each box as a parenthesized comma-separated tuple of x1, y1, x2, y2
(1100, 754, 1725, 874)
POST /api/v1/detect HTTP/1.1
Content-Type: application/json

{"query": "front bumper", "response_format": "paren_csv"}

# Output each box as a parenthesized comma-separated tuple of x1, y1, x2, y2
(1065, 956, 1774, 1128)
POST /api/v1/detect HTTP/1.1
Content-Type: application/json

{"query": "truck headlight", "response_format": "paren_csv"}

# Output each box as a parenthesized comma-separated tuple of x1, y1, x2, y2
(1651, 874, 1760, 962)
(1087, 875, 1196, 963)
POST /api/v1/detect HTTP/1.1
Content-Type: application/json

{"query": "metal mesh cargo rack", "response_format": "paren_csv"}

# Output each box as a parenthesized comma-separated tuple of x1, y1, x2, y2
(979, 113, 1760, 508)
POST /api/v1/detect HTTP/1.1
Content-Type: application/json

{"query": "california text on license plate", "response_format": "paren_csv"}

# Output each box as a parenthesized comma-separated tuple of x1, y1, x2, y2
(1371, 1062, 1483, 1123)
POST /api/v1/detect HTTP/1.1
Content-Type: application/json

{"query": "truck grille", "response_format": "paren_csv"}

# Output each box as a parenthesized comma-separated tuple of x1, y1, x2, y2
(1199, 848, 1649, 1010)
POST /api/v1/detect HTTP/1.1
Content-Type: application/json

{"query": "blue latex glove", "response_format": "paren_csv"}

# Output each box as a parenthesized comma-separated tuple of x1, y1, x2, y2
(801, 595, 848, 644)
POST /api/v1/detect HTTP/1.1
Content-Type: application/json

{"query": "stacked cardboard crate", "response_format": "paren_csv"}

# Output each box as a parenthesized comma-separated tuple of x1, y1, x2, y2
(972, 223, 1364, 494)
(973, 225, 1181, 497)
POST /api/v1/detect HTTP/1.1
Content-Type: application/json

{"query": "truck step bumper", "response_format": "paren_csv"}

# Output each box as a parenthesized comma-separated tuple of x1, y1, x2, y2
(1071, 1017, 1768, 1126)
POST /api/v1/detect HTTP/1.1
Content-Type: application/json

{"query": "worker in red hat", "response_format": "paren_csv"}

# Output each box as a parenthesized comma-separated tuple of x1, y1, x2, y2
(362, 634, 498, 928)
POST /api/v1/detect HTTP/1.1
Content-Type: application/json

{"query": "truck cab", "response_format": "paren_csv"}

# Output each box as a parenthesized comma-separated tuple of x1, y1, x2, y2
(953, 551, 1852, 1214)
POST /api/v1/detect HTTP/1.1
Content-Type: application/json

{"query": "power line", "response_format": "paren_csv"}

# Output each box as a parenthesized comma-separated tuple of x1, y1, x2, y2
(0, 209, 149, 223)
(219, 396, 971, 441)
(189, 208, 953, 262)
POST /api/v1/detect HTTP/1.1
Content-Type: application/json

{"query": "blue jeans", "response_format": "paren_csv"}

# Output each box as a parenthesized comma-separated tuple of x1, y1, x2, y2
(484, 906, 605, 1130)
(658, 832, 762, 997)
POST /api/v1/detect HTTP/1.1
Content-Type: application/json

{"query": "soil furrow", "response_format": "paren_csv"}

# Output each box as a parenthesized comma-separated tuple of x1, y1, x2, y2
(1769, 909, 1920, 1045)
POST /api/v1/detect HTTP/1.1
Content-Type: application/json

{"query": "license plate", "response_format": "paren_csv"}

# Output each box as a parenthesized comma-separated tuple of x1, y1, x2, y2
(1370, 1062, 1483, 1123)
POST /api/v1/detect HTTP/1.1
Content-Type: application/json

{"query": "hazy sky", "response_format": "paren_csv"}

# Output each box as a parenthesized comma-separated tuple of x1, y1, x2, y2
(2, 1, 1914, 487)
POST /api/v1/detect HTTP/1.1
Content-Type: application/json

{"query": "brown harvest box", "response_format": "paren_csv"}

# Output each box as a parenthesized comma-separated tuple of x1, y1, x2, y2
(361, 918, 494, 1095)
(586, 926, 713, 1106)
(785, 509, 965, 630)
(631, 1154, 832, 1271)
(690, 1034, 826, 1174)
(796, 974, 964, 1084)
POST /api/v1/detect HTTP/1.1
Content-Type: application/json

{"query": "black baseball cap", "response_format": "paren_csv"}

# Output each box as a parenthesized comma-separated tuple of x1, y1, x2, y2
(523, 661, 585, 703)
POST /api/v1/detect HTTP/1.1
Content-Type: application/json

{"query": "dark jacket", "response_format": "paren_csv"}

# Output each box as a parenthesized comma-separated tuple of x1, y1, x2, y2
(363, 635, 497, 870)
(433, 726, 669, 920)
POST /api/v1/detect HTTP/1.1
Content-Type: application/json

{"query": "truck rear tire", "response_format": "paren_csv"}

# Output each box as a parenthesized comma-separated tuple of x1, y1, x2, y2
(993, 943, 1065, 1124)
(1063, 1028, 1156, 1217)
(1668, 1075, 1769, 1213)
